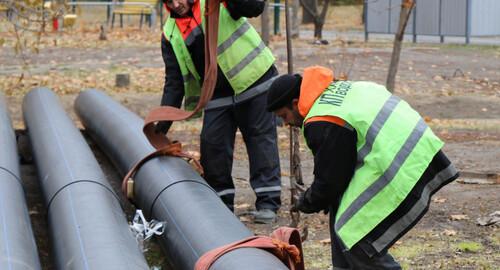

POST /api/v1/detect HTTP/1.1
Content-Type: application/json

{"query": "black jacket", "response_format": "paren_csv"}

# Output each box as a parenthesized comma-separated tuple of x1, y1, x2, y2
(300, 121, 357, 214)
(159, 0, 275, 133)
(300, 120, 458, 255)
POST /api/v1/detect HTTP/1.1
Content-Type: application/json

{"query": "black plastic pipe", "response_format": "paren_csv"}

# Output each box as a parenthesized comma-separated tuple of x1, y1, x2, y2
(0, 93, 41, 270)
(75, 89, 288, 270)
(23, 88, 149, 270)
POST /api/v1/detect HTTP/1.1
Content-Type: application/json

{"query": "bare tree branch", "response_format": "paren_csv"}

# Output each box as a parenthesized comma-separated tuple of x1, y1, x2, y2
(300, 0, 332, 39)
(299, 0, 317, 18)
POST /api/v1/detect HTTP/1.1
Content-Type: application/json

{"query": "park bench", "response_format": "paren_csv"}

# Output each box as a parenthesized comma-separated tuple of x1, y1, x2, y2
(111, 0, 158, 28)
(0, 3, 10, 18)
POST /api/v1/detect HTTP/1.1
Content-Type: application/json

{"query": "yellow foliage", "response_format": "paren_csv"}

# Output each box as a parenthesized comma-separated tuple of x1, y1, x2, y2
(63, 14, 77, 28)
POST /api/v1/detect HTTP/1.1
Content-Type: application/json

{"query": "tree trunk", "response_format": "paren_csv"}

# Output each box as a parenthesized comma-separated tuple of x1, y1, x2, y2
(261, 1, 270, 45)
(361, 1, 365, 24)
(315, 0, 330, 39)
(386, 0, 414, 92)
(313, 21, 323, 39)
(301, 0, 331, 40)
(291, 0, 300, 38)
(301, 0, 317, 24)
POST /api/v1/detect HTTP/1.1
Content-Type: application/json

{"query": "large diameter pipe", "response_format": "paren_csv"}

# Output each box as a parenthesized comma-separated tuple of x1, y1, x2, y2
(75, 89, 289, 270)
(23, 88, 149, 270)
(0, 93, 41, 270)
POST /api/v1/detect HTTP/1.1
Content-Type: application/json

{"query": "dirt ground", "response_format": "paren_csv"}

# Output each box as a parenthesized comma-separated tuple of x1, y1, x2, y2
(1, 10, 500, 270)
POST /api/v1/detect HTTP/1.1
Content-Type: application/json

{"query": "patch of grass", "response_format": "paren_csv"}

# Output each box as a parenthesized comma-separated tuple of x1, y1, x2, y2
(427, 119, 500, 132)
(302, 241, 332, 270)
(108, 64, 129, 74)
(399, 262, 411, 270)
(248, 5, 364, 34)
(390, 241, 436, 259)
(447, 256, 495, 270)
(326, 5, 364, 31)
(489, 235, 500, 246)
(455, 241, 484, 253)
(440, 43, 500, 53)
(144, 240, 168, 268)
(389, 237, 452, 269)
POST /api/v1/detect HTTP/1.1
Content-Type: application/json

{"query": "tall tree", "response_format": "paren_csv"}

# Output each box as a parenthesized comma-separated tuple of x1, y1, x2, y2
(386, 0, 415, 92)
(300, 0, 332, 41)
(261, 0, 270, 44)
(291, 0, 300, 38)
(301, 0, 315, 24)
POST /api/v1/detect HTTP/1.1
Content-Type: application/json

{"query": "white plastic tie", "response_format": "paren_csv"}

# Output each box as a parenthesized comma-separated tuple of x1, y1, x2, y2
(130, 209, 166, 246)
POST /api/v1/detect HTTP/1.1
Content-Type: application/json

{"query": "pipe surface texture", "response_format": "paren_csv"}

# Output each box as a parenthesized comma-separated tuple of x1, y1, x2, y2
(0, 93, 41, 270)
(75, 89, 288, 270)
(23, 88, 149, 270)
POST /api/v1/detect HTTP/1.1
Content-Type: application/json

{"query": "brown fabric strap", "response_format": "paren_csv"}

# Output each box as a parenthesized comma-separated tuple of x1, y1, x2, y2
(195, 227, 305, 270)
(144, 0, 220, 149)
(121, 0, 219, 199)
(121, 141, 203, 200)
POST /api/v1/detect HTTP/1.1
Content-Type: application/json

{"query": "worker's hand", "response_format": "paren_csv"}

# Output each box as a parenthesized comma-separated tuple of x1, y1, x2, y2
(291, 192, 317, 214)
(155, 121, 172, 135)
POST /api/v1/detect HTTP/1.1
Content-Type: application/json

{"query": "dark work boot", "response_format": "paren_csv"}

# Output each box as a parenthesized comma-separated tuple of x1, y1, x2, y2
(253, 209, 277, 224)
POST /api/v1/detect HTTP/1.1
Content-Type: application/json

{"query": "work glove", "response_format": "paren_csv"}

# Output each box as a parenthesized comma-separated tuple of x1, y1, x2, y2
(291, 190, 330, 215)
(291, 192, 318, 214)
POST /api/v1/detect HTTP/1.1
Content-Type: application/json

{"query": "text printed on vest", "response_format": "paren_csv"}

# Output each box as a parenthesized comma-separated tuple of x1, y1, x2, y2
(318, 81, 352, 107)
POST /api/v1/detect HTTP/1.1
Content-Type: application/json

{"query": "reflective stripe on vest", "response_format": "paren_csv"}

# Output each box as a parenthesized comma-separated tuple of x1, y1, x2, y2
(215, 5, 274, 92)
(370, 163, 457, 252)
(164, 17, 201, 103)
(163, 0, 274, 99)
(304, 81, 443, 249)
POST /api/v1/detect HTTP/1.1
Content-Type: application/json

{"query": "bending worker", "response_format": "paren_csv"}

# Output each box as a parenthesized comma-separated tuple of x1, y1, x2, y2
(158, 0, 281, 223)
(266, 66, 459, 269)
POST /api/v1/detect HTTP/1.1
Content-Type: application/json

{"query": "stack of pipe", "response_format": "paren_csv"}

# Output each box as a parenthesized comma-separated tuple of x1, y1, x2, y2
(0, 93, 41, 270)
(75, 89, 289, 270)
(23, 88, 149, 270)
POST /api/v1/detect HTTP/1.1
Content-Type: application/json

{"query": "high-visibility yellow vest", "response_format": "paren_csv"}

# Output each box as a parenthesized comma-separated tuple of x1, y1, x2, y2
(164, 0, 275, 109)
(304, 80, 443, 249)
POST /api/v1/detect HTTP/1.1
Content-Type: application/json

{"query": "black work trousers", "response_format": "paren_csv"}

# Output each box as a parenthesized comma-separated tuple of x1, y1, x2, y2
(330, 214, 401, 270)
(330, 235, 401, 270)
(200, 93, 281, 212)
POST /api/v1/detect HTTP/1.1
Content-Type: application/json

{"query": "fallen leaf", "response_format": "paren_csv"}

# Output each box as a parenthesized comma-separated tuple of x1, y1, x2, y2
(442, 229, 457, 236)
(239, 216, 251, 222)
(319, 238, 331, 245)
(433, 75, 444, 81)
(450, 214, 469, 221)
(432, 197, 447, 203)
(235, 203, 251, 210)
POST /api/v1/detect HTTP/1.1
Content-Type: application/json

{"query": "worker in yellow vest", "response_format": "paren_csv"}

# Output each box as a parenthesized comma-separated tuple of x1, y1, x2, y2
(267, 66, 459, 269)
(158, 0, 281, 223)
